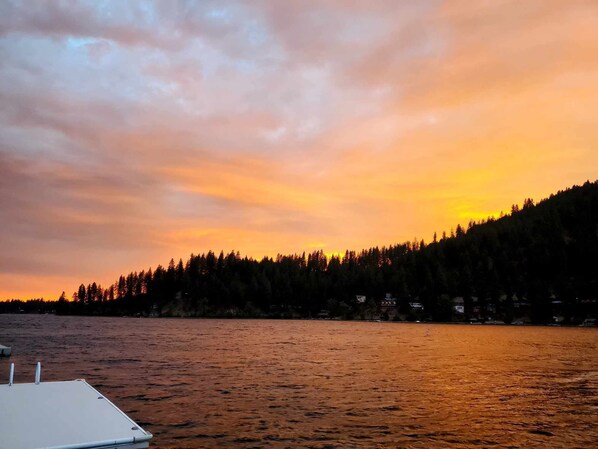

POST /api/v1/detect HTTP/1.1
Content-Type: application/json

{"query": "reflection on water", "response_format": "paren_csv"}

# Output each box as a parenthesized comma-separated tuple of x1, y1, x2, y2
(1, 315, 596, 448)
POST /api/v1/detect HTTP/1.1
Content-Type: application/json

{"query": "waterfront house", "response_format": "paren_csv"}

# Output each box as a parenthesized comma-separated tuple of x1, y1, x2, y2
(409, 301, 424, 311)
(379, 293, 398, 320)
(452, 297, 465, 315)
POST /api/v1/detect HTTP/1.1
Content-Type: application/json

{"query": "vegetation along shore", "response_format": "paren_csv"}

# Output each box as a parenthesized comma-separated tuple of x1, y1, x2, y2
(2, 181, 597, 325)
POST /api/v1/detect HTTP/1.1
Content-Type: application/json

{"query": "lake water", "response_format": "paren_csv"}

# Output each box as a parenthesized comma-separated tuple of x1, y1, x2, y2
(0, 315, 596, 448)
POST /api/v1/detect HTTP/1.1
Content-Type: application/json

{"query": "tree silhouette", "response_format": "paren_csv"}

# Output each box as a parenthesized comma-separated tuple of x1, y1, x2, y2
(2, 181, 597, 323)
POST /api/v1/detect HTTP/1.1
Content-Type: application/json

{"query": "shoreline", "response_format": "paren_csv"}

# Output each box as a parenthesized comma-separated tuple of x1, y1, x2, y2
(0, 312, 595, 328)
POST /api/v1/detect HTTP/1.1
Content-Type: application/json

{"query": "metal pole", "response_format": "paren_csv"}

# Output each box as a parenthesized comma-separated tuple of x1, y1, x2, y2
(35, 361, 41, 384)
(9, 362, 14, 386)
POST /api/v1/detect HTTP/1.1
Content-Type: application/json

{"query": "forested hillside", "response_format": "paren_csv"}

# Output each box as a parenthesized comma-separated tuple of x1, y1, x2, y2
(2, 181, 597, 323)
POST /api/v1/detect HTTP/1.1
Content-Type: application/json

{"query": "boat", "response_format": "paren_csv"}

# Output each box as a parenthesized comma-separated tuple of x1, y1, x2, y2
(0, 362, 152, 449)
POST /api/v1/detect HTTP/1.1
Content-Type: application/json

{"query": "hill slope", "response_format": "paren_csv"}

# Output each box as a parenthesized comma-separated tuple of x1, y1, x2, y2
(3, 181, 598, 323)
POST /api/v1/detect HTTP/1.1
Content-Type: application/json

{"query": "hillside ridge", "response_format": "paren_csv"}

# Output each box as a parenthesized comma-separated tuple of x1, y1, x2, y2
(3, 180, 597, 324)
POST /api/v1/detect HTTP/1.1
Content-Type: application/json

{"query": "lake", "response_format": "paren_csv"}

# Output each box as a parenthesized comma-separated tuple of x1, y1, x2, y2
(0, 315, 596, 448)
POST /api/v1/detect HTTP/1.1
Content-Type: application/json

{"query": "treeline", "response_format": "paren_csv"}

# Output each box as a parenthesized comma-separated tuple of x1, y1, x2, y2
(2, 181, 597, 323)
(0, 298, 48, 314)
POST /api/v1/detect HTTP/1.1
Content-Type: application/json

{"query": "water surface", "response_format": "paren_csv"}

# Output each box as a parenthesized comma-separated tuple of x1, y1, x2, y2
(1, 315, 596, 448)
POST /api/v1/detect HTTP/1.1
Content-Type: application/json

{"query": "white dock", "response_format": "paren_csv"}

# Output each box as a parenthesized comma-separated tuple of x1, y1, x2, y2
(0, 344, 10, 357)
(0, 364, 152, 449)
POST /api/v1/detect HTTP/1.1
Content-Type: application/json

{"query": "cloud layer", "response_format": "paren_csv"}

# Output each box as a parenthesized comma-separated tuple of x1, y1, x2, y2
(1, 0, 597, 298)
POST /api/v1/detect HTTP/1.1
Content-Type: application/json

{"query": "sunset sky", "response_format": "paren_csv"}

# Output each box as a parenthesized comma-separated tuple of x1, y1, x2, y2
(1, 0, 597, 300)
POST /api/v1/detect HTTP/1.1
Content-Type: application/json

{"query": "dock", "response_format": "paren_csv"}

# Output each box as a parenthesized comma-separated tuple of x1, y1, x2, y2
(0, 363, 152, 449)
(0, 344, 10, 357)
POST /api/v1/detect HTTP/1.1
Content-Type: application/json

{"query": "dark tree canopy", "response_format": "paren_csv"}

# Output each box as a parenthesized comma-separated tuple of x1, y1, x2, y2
(2, 181, 597, 324)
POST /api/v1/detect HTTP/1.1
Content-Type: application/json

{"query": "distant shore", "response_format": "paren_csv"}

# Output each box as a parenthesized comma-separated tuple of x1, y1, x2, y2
(0, 311, 596, 328)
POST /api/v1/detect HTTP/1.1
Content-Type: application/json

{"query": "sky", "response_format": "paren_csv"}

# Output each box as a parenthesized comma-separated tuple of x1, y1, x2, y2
(1, 0, 597, 300)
